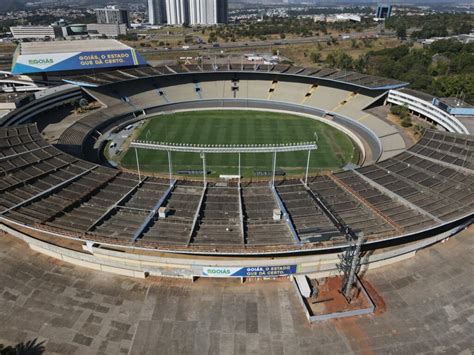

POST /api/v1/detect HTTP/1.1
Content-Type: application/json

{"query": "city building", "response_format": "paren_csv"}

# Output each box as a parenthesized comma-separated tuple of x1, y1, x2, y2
(326, 14, 361, 23)
(422, 33, 474, 46)
(95, 6, 130, 27)
(312, 15, 326, 22)
(432, 97, 474, 117)
(10, 26, 58, 40)
(148, 0, 228, 26)
(87, 23, 128, 38)
(148, 0, 167, 25)
(376, 4, 392, 20)
(189, 0, 228, 25)
(58, 24, 88, 38)
(165, 0, 189, 25)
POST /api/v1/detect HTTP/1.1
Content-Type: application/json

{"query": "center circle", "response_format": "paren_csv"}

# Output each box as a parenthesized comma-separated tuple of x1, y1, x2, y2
(116, 110, 360, 178)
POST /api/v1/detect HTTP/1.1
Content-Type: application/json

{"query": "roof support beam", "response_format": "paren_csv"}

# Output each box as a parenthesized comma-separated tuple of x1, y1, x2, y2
(407, 151, 474, 176)
(87, 178, 147, 232)
(0, 146, 45, 162)
(0, 152, 62, 177)
(392, 155, 472, 190)
(374, 164, 471, 213)
(352, 169, 443, 224)
(1, 166, 97, 214)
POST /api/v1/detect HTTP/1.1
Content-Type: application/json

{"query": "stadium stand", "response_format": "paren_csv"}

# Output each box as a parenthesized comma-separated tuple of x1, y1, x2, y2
(192, 184, 243, 245)
(141, 183, 200, 244)
(241, 182, 294, 245)
(270, 82, 312, 103)
(1, 61, 473, 255)
(275, 180, 341, 242)
(306, 175, 396, 237)
(64, 64, 407, 90)
(0, 122, 472, 252)
(304, 86, 353, 111)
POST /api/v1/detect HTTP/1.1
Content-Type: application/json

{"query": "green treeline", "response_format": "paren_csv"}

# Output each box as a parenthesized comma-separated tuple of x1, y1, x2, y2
(318, 39, 474, 104)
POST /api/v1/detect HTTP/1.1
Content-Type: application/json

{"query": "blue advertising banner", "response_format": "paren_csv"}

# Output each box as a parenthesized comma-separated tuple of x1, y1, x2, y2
(202, 265, 298, 277)
(12, 49, 147, 74)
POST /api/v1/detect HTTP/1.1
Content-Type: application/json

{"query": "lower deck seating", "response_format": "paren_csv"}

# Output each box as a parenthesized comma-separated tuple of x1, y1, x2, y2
(276, 180, 341, 242)
(192, 184, 242, 245)
(242, 183, 293, 245)
(307, 175, 395, 237)
(46, 173, 139, 235)
(335, 170, 437, 232)
(143, 182, 203, 244)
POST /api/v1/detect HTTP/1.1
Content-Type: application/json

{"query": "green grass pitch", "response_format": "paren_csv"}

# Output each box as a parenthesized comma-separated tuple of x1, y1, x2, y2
(120, 110, 359, 177)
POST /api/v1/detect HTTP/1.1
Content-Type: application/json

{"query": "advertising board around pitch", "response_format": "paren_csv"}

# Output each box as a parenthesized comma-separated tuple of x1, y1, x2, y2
(202, 265, 298, 278)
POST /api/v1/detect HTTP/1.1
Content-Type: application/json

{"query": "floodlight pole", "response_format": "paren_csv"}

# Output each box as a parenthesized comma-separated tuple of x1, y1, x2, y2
(305, 149, 311, 186)
(134, 147, 141, 183)
(342, 232, 366, 302)
(167, 150, 173, 186)
(272, 151, 277, 186)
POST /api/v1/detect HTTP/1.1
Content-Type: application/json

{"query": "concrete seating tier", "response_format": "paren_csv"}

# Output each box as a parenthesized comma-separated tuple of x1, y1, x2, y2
(307, 176, 395, 237)
(1, 124, 472, 251)
(241, 183, 293, 245)
(334, 170, 437, 232)
(142, 183, 203, 245)
(192, 184, 242, 246)
(275, 181, 340, 241)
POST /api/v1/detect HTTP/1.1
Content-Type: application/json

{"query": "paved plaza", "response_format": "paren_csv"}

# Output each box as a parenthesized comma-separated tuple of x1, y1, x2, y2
(0, 227, 473, 354)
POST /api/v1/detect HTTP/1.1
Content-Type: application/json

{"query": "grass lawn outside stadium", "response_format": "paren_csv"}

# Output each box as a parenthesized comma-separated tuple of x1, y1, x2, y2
(120, 110, 360, 178)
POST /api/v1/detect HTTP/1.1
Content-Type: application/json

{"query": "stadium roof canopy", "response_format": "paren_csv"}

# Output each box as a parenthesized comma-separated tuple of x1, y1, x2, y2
(62, 63, 409, 91)
(11, 39, 147, 75)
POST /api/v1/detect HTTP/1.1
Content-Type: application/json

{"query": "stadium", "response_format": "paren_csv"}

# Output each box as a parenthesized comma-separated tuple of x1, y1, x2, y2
(0, 60, 472, 280)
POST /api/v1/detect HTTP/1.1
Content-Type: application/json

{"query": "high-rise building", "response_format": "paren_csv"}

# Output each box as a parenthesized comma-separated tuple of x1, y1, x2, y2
(148, 0, 227, 26)
(216, 0, 228, 24)
(95, 6, 130, 27)
(166, 0, 189, 25)
(189, 0, 228, 25)
(376, 4, 392, 20)
(148, 0, 167, 25)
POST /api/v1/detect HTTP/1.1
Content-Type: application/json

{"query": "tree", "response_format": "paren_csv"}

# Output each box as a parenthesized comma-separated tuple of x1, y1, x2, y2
(390, 104, 411, 126)
(310, 52, 321, 64)
(396, 24, 407, 40)
(326, 50, 353, 70)
(208, 32, 217, 43)
(0, 339, 45, 355)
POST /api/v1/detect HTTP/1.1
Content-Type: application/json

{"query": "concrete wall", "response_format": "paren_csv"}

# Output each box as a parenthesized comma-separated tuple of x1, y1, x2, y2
(1, 219, 469, 280)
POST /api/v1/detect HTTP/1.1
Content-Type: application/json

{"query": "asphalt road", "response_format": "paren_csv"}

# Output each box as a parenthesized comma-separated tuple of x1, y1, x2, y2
(139, 31, 396, 54)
